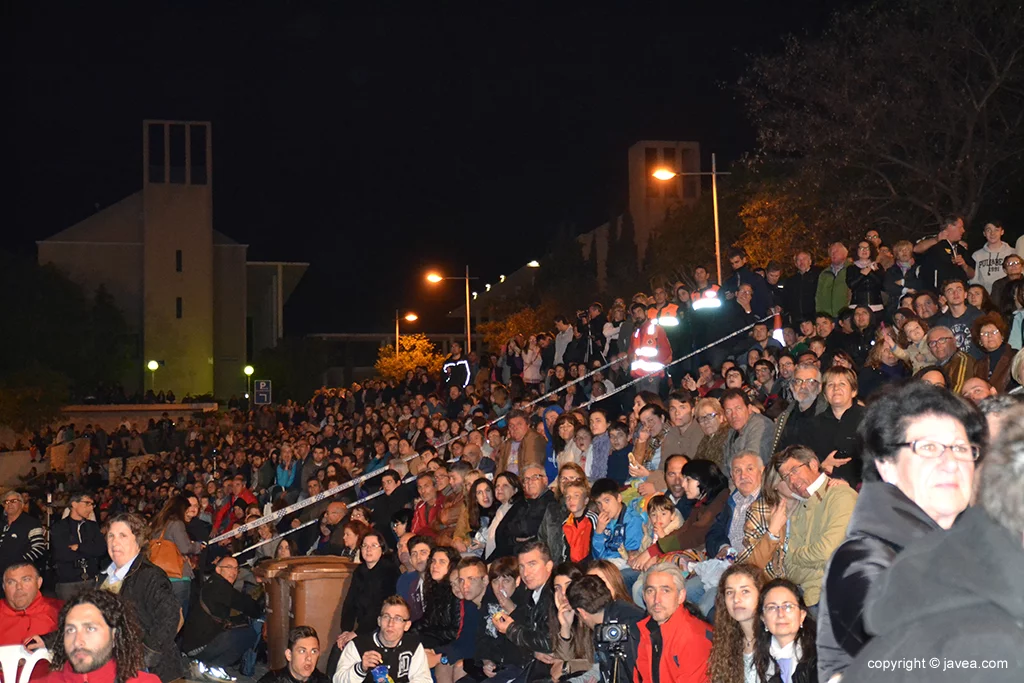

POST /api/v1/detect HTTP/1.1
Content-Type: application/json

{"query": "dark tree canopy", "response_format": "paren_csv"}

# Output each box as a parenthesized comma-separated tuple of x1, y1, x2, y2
(738, 0, 1024, 235)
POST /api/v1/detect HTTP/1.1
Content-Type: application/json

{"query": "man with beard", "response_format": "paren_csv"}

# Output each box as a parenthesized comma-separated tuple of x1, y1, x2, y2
(773, 363, 830, 453)
(43, 589, 161, 683)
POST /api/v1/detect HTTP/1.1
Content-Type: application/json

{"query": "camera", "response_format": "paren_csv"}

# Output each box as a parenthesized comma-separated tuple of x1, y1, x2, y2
(596, 621, 627, 645)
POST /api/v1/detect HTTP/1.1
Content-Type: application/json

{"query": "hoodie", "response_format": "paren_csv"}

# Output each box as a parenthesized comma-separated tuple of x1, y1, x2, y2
(541, 405, 563, 481)
(816, 483, 943, 682)
(843, 506, 1024, 682)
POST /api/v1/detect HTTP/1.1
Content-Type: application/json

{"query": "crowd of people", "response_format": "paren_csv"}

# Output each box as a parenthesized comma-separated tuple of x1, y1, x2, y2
(2, 216, 1024, 683)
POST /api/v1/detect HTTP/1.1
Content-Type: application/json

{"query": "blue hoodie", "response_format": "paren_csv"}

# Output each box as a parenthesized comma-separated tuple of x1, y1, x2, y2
(541, 405, 563, 481)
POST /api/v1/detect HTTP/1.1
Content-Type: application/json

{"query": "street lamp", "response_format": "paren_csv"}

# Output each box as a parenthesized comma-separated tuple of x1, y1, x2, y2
(146, 360, 159, 392)
(244, 364, 254, 398)
(396, 310, 418, 356)
(425, 266, 476, 353)
(653, 153, 731, 287)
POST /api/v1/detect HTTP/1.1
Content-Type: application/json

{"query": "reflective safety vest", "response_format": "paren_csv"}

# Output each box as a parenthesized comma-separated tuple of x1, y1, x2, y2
(648, 302, 680, 327)
(691, 286, 722, 310)
(628, 320, 673, 377)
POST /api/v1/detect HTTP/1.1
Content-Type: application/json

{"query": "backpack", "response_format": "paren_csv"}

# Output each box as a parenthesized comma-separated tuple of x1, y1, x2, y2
(148, 527, 185, 579)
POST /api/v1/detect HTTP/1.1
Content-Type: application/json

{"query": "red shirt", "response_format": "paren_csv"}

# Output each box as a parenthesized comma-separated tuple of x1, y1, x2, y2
(0, 592, 62, 680)
(411, 492, 447, 537)
(42, 659, 161, 683)
(634, 608, 713, 683)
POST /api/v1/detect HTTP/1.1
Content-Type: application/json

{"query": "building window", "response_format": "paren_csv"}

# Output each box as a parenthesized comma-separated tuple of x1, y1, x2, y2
(176, 297, 183, 319)
(175, 250, 182, 272)
(189, 124, 208, 185)
(148, 123, 165, 183)
(169, 124, 186, 184)
(645, 147, 660, 198)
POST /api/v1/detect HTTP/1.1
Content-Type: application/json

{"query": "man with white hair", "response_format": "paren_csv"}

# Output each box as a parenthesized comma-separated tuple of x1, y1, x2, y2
(634, 562, 713, 683)
(926, 325, 976, 393)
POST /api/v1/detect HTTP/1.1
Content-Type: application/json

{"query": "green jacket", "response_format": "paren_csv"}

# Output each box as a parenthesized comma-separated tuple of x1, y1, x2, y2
(816, 262, 851, 318)
(784, 480, 858, 606)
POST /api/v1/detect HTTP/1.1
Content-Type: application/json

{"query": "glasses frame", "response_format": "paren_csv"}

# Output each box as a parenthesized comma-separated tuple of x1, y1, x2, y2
(891, 440, 980, 462)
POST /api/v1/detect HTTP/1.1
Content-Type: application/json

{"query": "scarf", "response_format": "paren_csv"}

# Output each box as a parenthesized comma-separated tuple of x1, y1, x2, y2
(769, 637, 803, 683)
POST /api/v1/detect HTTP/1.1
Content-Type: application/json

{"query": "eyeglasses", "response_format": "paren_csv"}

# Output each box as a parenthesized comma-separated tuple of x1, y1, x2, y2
(379, 614, 408, 625)
(791, 379, 820, 388)
(1004, 260, 1023, 268)
(979, 330, 1002, 338)
(927, 337, 954, 347)
(77, 500, 96, 506)
(763, 602, 799, 616)
(361, 543, 381, 551)
(523, 474, 546, 482)
(779, 462, 808, 483)
(892, 440, 980, 462)
(696, 412, 720, 423)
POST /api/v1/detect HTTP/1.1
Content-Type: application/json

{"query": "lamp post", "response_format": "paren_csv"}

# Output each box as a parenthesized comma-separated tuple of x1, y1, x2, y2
(426, 266, 477, 354)
(146, 360, 159, 392)
(396, 310, 418, 356)
(243, 364, 254, 399)
(653, 153, 731, 287)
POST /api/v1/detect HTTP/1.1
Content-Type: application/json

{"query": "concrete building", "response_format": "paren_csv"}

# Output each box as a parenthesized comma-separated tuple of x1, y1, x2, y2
(37, 120, 307, 398)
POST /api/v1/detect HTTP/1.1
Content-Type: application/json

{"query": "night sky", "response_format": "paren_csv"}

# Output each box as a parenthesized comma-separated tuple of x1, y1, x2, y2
(8, 1, 851, 335)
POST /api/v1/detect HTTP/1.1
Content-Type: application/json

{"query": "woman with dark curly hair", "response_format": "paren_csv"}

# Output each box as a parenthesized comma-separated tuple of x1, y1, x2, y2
(47, 588, 157, 683)
(753, 578, 817, 683)
(709, 564, 766, 683)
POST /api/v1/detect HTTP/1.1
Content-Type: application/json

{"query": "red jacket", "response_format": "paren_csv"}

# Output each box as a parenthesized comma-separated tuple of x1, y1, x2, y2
(0, 592, 63, 679)
(42, 659, 161, 683)
(634, 608, 713, 683)
(411, 493, 447, 537)
(212, 488, 259, 533)
(562, 513, 594, 563)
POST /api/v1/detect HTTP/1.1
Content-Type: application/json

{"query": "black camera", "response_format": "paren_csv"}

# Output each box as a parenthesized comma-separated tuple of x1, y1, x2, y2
(596, 621, 628, 645)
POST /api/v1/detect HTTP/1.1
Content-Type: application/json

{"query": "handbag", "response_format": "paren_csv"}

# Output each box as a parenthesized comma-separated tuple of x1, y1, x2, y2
(148, 528, 185, 579)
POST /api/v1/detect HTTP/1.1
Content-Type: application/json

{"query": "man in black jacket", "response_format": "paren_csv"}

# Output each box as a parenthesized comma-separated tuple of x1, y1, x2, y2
(257, 625, 330, 683)
(510, 466, 558, 547)
(783, 252, 821, 325)
(490, 541, 554, 682)
(369, 470, 417, 548)
(181, 556, 263, 671)
(0, 490, 46, 575)
(51, 492, 107, 600)
(567, 574, 646, 683)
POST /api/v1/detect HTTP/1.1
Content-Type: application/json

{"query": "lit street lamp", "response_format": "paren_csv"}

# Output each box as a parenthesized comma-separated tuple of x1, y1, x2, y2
(146, 359, 159, 392)
(396, 310, 418, 356)
(244, 364, 254, 399)
(426, 266, 477, 353)
(653, 153, 731, 286)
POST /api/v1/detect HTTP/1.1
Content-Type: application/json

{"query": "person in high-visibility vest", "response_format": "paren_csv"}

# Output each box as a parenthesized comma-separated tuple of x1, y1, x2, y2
(628, 302, 672, 395)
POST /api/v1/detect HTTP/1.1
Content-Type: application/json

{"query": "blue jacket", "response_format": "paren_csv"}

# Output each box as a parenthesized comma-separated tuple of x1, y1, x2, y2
(592, 501, 647, 560)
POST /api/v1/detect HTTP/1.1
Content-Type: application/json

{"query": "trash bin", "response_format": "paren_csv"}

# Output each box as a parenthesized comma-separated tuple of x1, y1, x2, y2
(255, 557, 356, 672)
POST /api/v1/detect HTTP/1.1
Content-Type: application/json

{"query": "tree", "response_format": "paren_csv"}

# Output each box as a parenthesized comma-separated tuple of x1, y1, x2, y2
(606, 212, 642, 294)
(738, 0, 1024, 236)
(535, 223, 597, 315)
(0, 364, 69, 434)
(477, 302, 558, 352)
(374, 334, 446, 381)
(252, 337, 334, 402)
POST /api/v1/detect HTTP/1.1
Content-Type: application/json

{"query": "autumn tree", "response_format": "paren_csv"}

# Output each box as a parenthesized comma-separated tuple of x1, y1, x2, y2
(374, 333, 446, 380)
(477, 301, 558, 352)
(738, 0, 1024, 236)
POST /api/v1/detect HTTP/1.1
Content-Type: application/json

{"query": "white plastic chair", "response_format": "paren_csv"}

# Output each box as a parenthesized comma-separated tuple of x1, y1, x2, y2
(0, 645, 52, 683)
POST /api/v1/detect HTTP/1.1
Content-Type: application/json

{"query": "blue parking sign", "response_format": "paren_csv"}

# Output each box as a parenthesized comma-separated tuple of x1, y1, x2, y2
(254, 380, 272, 405)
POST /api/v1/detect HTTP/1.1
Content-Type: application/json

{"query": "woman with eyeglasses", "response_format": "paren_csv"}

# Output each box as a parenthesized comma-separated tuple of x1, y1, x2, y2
(817, 382, 987, 682)
(693, 397, 730, 470)
(334, 530, 401, 654)
(753, 578, 817, 683)
(972, 312, 1018, 393)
